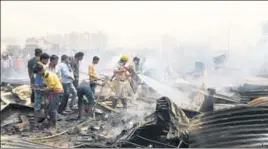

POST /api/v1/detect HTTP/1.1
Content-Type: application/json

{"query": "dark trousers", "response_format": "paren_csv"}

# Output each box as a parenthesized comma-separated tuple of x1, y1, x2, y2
(58, 83, 69, 113)
(48, 93, 62, 125)
(73, 79, 79, 88)
(58, 82, 77, 112)
(31, 89, 35, 103)
(78, 86, 95, 119)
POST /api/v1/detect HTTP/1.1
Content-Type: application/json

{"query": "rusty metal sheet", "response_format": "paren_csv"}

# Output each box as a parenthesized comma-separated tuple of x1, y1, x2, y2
(12, 85, 32, 106)
(248, 96, 268, 106)
(1, 136, 55, 148)
(188, 106, 268, 148)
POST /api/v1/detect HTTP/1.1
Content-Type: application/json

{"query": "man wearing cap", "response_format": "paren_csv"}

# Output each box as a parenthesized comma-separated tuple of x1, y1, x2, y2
(111, 55, 132, 108)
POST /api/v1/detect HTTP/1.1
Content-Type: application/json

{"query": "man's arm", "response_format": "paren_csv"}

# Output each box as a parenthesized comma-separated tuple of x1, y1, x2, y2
(71, 62, 79, 80)
(113, 66, 125, 73)
(56, 66, 62, 81)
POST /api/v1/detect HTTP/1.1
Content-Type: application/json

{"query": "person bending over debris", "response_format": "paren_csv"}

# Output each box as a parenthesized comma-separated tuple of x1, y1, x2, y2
(58, 55, 77, 112)
(27, 48, 43, 103)
(112, 55, 132, 108)
(88, 56, 102, 95)
(33, 63, 64, 129)
(77, 85, 95, 119)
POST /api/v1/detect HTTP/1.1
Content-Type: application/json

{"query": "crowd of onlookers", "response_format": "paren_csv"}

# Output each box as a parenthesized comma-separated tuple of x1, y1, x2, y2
(1, 52, 29, 78)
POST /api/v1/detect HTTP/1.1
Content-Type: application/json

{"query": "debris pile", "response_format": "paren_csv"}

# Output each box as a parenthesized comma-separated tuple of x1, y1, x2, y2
(1, 73, 268, 148)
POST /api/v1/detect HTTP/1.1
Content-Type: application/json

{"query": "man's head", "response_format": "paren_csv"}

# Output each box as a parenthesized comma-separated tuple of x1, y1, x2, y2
(1, 52, 8, 59)
(40, 53, 50, 65)
(61, 55, 69, 63)
(74, 52, 84, 61)
(133, 57, 140, 64)
(34, 48, 43, 59)
(33, 63, 45, 76)
(50, 55, 59, 66)
(69, 56, 74, 63)
(93, 56, 100, 64)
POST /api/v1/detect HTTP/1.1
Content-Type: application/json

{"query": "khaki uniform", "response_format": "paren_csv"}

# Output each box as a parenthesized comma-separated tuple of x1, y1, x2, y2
(112, 62, 131, 108)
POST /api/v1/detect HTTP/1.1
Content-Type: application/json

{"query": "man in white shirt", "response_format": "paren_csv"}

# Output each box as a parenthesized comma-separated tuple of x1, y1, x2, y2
(46, 55, 61, 80)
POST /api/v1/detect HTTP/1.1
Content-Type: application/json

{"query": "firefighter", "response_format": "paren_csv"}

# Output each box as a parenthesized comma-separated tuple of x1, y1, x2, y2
(111, 55, 132, 108)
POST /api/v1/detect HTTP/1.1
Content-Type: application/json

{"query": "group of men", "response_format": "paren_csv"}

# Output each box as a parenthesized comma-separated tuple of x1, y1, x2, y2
(1, 52, 26, 77)
(27, 48, 142, 130)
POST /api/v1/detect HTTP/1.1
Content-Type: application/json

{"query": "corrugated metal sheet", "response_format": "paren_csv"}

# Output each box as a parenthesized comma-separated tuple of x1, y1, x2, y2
(188, 106, 268, 148)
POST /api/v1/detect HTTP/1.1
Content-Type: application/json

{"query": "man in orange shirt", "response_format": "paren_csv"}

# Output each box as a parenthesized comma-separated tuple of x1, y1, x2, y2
(16, 55, 24, 73)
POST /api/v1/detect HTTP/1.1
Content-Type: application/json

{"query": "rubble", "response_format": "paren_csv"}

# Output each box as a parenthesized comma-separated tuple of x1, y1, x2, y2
(1, 72, 268, 148)
(109, 97, 190, 148)
(14, 115, 30, 132)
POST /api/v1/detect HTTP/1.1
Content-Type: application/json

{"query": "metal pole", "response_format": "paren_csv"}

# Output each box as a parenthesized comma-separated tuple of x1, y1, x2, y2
(227, 27, 230, 58)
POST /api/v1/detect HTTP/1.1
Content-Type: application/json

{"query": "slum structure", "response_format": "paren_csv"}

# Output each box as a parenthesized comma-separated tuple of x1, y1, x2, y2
(1, 72, 268, 148)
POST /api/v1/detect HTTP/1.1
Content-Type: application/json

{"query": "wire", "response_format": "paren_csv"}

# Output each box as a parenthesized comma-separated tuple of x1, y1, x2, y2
(177, 140, 183, 148)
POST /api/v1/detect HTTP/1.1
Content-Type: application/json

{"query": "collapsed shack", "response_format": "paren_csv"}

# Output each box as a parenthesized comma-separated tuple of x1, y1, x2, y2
(234, 77, 268, 103)
(74, 96, 268, 148)
(74, 97, 191, 148)
(188, 106, 268, 148)
(114, 97, 190, 148)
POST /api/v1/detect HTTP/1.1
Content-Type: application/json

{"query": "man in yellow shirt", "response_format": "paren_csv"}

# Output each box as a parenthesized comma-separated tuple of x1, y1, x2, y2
(33, 63, 63, 129)
(88, 56, 101, 94)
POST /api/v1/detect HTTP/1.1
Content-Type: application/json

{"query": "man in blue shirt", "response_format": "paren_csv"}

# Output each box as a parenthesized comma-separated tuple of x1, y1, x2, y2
(58, 55, 77, 114)
(33, 53, 49, 124)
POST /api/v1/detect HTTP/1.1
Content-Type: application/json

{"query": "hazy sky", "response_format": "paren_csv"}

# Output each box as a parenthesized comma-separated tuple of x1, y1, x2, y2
(1, 1, 268, 49)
